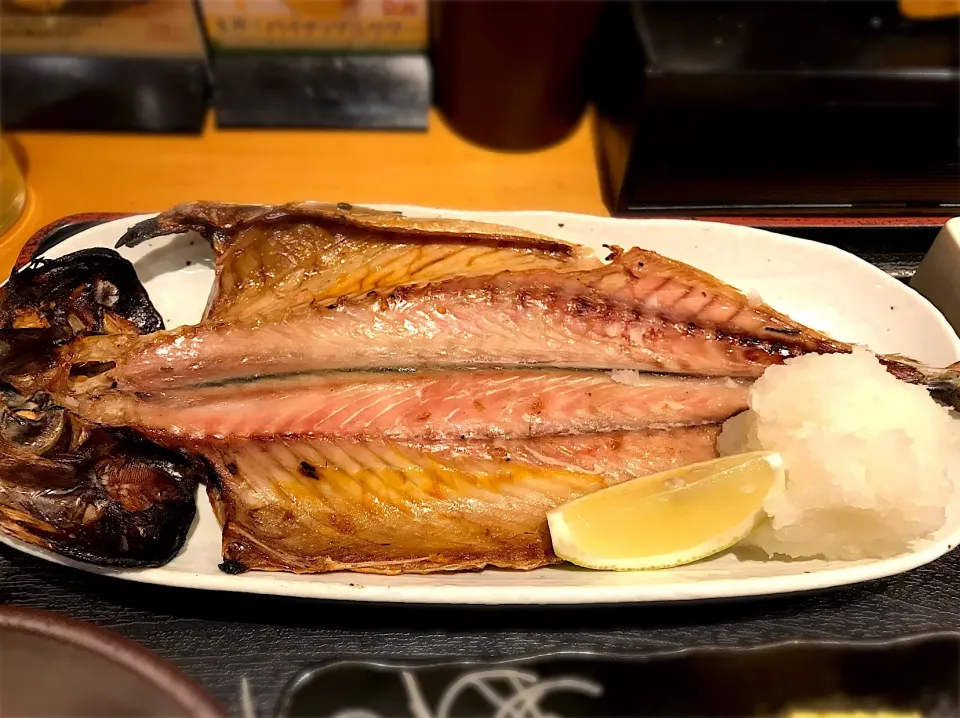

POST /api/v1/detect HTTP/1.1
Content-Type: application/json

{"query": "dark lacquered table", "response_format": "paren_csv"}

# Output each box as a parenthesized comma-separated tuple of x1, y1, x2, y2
(3, 544, 960, 716)
(1, 220, 956, 717)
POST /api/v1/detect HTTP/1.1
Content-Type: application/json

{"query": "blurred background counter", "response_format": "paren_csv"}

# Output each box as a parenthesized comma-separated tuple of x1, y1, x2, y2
(1, 0, 959, 275)
(0, 109, 604, 275)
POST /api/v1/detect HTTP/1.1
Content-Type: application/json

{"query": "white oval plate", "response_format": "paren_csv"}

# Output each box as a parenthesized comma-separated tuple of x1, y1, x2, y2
(3, 207, 960, 605)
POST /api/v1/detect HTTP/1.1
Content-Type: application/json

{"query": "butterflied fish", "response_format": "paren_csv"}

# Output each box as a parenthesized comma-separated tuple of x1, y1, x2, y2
(202, 427, 721, 574)
(0, 247, 742, 574)
(116, 201, 600, 321)
(3, 203, 959, 577)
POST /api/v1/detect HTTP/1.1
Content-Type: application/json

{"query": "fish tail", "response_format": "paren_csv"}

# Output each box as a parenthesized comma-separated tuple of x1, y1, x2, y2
(882, 354, 960, 410)
(928, 361, 960, 411)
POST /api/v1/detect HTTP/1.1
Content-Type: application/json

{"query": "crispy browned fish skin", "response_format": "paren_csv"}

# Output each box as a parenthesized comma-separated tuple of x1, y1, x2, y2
(118, 201, 579, 250)
(117, 201, 600, 321)
(200, 426, 721, 575)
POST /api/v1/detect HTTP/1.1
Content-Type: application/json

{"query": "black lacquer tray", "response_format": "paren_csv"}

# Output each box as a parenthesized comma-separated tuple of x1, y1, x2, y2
(278, 637, 960, 718)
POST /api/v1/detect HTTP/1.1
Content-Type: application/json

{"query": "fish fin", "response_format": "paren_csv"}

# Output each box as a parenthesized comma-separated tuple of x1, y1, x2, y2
(116, 200, 582, 255)
(115, 215, 169, 249)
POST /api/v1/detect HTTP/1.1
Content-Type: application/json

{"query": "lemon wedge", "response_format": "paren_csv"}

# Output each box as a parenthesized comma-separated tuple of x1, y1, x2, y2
(547, 451, 784, 571)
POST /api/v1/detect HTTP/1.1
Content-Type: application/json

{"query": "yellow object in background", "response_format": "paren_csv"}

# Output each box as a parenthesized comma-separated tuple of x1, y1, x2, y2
(1, 1, 206, 58)
(198, 0, 427, 51)
(8, 0, 68, 12)
(899, 0, 960, 18)
(283, 0, 350, 19)
(0, 138, 26, 238)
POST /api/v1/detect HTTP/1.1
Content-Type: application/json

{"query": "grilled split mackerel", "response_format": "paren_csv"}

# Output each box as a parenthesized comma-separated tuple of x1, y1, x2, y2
(1, 202, 956, 574)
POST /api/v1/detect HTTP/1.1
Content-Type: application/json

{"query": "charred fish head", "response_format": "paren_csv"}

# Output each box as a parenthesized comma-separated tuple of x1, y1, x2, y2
(1, 248, 163, 338)
(0, 384, 207, 567)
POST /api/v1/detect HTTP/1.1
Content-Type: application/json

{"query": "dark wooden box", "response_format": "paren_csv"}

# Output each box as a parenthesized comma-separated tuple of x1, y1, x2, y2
(592, 1, 960, 218)
(0, 0, 208, 133)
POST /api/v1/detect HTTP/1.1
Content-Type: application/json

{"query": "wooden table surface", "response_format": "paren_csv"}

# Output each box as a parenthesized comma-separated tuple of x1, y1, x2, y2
(0, 109, 606, 275)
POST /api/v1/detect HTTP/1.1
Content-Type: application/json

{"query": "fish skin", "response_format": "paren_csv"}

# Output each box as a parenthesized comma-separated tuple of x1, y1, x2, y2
(116, 201, 598, 322)
(415, 430, 721, 483)
(201, 234, 596, 323)
(117, 201, 581, 251)
(0, 248, 163, 337)
(582, 246, 846, 350)
(77, 369, 750, 442)
(107, 248, 847, 393)
(200, 426, 721, 574)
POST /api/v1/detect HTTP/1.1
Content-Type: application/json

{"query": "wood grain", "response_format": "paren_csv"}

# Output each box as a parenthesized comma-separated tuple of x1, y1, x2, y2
(0, 109, 605, 276)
